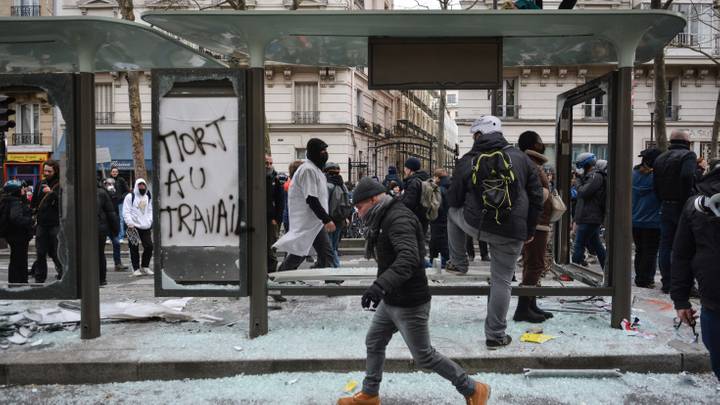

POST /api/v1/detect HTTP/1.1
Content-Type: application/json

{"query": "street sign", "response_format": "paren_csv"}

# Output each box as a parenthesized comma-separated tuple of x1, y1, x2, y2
(96, 147, 111, 163)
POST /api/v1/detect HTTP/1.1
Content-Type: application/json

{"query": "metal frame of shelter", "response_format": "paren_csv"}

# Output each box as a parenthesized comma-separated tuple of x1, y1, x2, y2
(0, 11, 686, 340)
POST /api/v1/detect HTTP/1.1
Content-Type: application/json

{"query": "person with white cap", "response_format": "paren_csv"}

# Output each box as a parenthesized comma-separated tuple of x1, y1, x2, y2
(572, 152, 607, 269)
(446, 115, 543, 349)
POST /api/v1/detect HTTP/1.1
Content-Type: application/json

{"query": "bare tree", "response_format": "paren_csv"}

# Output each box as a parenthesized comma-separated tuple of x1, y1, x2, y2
(650, 0, 674, 152)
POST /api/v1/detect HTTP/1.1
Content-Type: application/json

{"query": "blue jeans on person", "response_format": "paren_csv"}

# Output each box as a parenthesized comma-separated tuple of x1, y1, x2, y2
(659, 201, 683, 291)
(572, 223, 606, 269)
(108, 234, 122, 265)
(329, 229, 342, 268)
(117, 203, 126, 240)
(701, 307, 720, 382)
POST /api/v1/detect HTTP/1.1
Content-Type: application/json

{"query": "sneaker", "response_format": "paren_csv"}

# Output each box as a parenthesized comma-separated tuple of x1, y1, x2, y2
(337, 391, 380, 405)
(131, 269, 143, 277)
(480, 255, 490, 262)
(142, 267, 154, 276)
(445, 262, 468, 276)
(465, 382, 491, 405)
(486, 335, 512, 350)
(114, 263, 128, 272)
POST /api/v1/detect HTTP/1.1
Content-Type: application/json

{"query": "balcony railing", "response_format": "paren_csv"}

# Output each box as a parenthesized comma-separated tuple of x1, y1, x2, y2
(11, 5, 40, 16)
(13, 132, 41, 145)
(292, 111, 319, 124)
(95, 112, 115, 125)
(495, 105, 520, 120)
(356, 115, 369, 130)
(372, 123, 382, 135)
(671, 33, 719, 53)
(666, 105, 681, 121)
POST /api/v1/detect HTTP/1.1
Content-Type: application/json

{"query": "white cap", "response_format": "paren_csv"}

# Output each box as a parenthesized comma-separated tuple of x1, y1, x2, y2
(470, 115, 502, 135)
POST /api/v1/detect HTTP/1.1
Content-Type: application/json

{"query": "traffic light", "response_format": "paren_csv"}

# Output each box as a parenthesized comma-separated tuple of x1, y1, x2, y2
(0, 94, 16, 132)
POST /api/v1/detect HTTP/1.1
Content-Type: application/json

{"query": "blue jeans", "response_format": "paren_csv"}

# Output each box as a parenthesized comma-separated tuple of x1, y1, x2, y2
(572, 223, 606, 269)
(701, 307, 720, 381)
(659, 201, 683, 290)
(108, 234, 122, 265)
(117, 203, 126, 240)
(329, 229, 342, 268)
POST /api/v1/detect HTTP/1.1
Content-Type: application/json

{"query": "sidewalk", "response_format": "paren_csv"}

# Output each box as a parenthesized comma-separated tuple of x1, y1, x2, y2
(0, 263, 710, 386)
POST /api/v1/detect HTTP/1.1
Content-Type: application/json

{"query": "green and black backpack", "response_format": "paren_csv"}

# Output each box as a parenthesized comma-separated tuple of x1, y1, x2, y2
(471, 146, 517, 224)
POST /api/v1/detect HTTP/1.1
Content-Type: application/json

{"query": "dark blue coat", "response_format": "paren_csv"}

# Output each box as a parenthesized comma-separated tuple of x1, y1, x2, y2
(632, 167, 661, 229)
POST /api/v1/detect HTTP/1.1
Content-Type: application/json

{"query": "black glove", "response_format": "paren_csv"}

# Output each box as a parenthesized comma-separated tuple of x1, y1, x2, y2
(361, 283, 385, 309)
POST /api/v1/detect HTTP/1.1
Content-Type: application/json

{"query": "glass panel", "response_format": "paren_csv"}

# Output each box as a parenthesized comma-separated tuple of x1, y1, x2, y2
(591, 144, 608, 160)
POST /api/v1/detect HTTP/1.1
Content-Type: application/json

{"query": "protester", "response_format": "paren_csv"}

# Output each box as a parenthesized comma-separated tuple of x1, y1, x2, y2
(0, 180, 33, 284)
(446, 116, 543, 348)
(632, 148, 662, 289)
(696, 156, 709, 181)
(514, 130, 554, 323)
(325, 162, 351, 268)
(387, 180, 402, 199)
(103, 178, 128, 272)
(31, 160, 63, 283)
(571, 152, 607, 269)
(400, 157, 431, 230)
(382, 166, 403, 191)
(671, 159, 720, 383)
(282, 160, 304, 233)
(266, 155, 285, 273)
(273, 138, 335, 271)
(123, 179, 154, 277)
(337, 177, 490, 405)
(653, 129, 697, 293)
(97, 180, 120, 286)
(109, 166, 130, 241)
(429, 169, 450, 268)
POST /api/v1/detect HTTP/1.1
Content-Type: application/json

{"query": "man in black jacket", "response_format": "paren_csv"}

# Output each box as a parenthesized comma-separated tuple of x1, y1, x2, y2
(97, 182, 120, 286)
(446, 116, 543, 348)
(654, 129, 698, 293)
(429, 168, 450, 267)
(266, 154, 285, 273)
(30, 160, 63, 283)
(571, 152, 607, 269)
(103, 177, 127, 272)
(1, 180, 34, 284)
(401, 157, 431, 231)
(109, 166, 130, 240)
(337, 177, 490, 405)
(671, 160, 720, 382)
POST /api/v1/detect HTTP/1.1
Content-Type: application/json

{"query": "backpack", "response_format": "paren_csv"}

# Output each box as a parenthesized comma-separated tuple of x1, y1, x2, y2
(471, 146, 517, 224)
(420, 180, 442, 221)
(328, 184, 353, 227)
(0, 196, 10, 238)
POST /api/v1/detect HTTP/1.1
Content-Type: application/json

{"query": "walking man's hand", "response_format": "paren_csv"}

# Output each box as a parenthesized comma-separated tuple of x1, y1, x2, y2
(324, 221, 336, 233)
(361, 283, 384, 309)
(676, 308, 697, 326)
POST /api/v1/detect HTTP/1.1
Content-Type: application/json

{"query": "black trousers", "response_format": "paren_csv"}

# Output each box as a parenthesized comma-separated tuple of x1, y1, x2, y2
(632, 227, 661, 286)
(129, 228, 153, 270)
(268, 220, 279, 273)
(98, 233, 109, 284)
(35, 225, 63, 283)
(8, 237, 29, 284)
(465, 236, 488, 259)
(278, 229, 333, 271)
(429, 224, 449, 262)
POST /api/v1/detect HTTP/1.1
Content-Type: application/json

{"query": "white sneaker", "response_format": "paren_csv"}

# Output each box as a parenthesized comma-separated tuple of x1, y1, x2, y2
(131, 269, 143, 277)
(142, 267, 154, 276)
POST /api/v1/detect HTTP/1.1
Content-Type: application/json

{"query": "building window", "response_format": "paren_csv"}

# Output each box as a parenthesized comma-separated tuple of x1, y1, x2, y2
(495, 79, 518, 119)
(665, 79, 680, 121)
(295, 148, 307, 160)
(95, 83, 114, 124)
(571, 144, 608, 162)
(11, 0, 40, 16)
(356, 90, 363, 118)
(583, 94, 606, 120)
(371, 99, 377, 125)
(14, 103, 41, 145)
(671, 4, 714, 49)
(446, 92, 458, 105)
(293, 82, 319, 124)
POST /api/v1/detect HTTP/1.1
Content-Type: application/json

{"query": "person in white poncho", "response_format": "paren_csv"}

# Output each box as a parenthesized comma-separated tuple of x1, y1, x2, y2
(273, 138, 335, 271)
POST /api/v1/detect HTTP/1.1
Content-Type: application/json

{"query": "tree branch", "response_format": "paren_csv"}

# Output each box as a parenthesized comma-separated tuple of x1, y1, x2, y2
(413, 0, 430, 9)
(662, 0, 673, 9)
(675, 44, 720, 66)
(463, 0, 480, 10)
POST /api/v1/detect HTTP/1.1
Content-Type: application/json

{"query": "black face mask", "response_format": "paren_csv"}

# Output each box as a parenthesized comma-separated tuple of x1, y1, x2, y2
(307, 138, 329, 169)
(139, 188, 147, 195)
(538, 144, 546, 154)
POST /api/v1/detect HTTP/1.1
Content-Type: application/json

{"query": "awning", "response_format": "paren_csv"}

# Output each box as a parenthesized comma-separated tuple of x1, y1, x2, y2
(0, 16, 225, 73)
(56, 129, 152, 169)
(141, 10, 686, 68)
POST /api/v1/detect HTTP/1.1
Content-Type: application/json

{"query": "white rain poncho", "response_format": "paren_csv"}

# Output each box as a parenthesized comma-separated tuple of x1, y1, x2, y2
(273, 161, 329, 256)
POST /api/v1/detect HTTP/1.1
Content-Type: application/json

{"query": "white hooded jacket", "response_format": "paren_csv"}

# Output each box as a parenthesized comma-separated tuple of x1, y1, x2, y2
(123, 179, 153, 230)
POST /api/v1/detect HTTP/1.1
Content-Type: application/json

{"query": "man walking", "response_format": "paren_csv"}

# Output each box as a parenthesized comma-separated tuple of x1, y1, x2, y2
(325, 162, 351, 268)
(572, 152, 607, 269)
(513, 130, 553, 323)
(400, 157, 431, 230)
(109, 166, 130, 241)
(266, 154, 285, 273)
(273, 138, 335, 270)
(446, 116, 543, 348)
(31, 160, 63, 283)
(103, 177, 128, 272)
(97, 180, 120, 286)
(653, 129, 697, 293)
(337, 177, 490, 405)
(123, 179, 154, 277)
(632, 148, 662, 288)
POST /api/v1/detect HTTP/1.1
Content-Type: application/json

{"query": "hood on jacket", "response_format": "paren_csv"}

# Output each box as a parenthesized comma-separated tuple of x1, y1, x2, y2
(696, 166, 720, 196)
(306, 138, 329, 169)
(473, 131, 510, 152)
(388, 166, 397, 175)
(326, 172, 345, 187)
(526, 150, 548, 165)
(407, 170, 431, 182)
(134, 178, 148, 195)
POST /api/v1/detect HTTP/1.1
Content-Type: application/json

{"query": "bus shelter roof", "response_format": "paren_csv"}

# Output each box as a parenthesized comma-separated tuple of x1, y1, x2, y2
(0, 17, 225, 73)
(141, 10, 686, 68)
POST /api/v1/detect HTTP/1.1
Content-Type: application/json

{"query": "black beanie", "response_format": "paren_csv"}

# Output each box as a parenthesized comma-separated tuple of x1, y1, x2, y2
(352, 177, 387, 204)
(404, 157, 421, 172)
(306, 138, 328, 168)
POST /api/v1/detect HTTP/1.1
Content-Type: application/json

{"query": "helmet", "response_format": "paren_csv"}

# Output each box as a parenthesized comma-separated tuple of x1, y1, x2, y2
(575, 152, 597, 169)
(3, 179, 23, 194)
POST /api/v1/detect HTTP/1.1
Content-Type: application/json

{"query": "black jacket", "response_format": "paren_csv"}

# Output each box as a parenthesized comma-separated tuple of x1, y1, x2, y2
(574, 168, 607, 225)
(449, 133, 543, 241)
(653, 142, 697, 202)
(671, 167, 720, 313)
(31, 176, 60, 228)
(1, 194, 33, 241)
(266, 169, 285, 223)
(401, 170, 431, 226)
(372, 199, 431, 307)
(430, 175, 451, 230)
(97, 187, 120, 238)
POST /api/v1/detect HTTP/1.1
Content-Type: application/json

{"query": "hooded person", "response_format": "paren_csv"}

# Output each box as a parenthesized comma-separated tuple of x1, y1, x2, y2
(400, 157, 431, 230)
(572, 152, 607, 269)
(1, 180, 34, 284)
(273, 138, 335, 272)
(336, 177, 491, 405)
(632, 149, 662, 289)
(382, 166, 403, 191)
(325, 161, 351, 268)
(122, 178, 154, 277)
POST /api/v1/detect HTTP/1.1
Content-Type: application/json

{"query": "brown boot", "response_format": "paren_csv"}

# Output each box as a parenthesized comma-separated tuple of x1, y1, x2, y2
(465, 382, 491, 405)
(337, 391, 380, 405)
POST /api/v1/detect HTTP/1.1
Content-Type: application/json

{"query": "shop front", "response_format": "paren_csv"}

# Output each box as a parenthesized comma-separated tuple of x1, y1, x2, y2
(3, 152, 50, 186)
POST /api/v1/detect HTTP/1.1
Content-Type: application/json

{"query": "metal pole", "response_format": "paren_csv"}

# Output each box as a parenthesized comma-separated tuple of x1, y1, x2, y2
(248, 67, 268, 338)
(77, 72, 100, 339)
(554, 107, 572, 265)
(650, 112, 654, 145)
(608, 68, 633, 328)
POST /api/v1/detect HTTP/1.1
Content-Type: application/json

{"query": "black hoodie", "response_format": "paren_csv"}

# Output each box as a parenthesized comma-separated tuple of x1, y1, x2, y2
(671, 167, 720, 313)
(448, 132, 544, 241)
(401, 169, 431, 227)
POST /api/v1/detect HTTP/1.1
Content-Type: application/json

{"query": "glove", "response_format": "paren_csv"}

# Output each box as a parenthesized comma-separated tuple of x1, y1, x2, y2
(361, 283, 385, 309)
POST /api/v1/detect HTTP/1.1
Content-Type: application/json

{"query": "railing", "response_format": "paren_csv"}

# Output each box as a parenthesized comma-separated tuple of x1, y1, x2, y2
(292, 111, 319, 124)
(372, 123, 382, 135)
(384, 128, 393, 137)
(95, 112, 115, 125)
(11, 5, 40, 16)
(666, 105, 681, 121)
(671, 33, 718, 51)
(356, 115, 369, 130)
(496, 105, 520, 119)
(353, 0, 365, 9)
(13, 132, 41, 145)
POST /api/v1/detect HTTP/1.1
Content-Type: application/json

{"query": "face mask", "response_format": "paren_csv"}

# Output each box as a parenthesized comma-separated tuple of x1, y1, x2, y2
(575, 167, 585, 176)
(139, 188, 147, 195)
(539, 144, 546, 154)
(106, 185, 116, 193)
